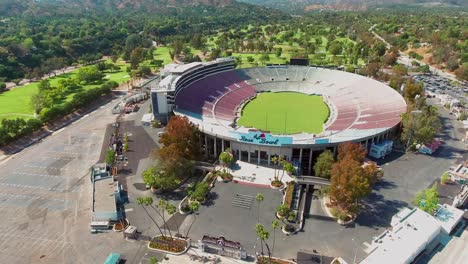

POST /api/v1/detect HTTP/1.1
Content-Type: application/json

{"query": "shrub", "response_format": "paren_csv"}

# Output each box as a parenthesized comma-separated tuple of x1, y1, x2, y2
(0, 82, 6, 93)
(105, 149, 116, 165)
(283, 224, 295, 232)
(287, 211, 297, 222)
(284, 182, 295, 207)
(283, 162, 295, 175)
(151, 119, 162, 128)
(190, 182, 210, 202)
(181, 204, 191, 213)
(440, 172, 450, 184)
(277, 204, 290, 218)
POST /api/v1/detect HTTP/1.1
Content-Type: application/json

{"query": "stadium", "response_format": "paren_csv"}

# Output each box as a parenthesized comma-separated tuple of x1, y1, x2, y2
(151, 58, 407, 175)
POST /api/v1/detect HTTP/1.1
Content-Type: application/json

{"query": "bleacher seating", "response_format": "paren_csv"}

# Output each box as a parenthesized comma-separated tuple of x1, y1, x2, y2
(174, 66, 406, 133)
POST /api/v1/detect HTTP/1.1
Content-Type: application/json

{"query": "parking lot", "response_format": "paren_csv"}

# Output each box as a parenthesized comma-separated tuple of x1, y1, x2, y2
(0, 90, 464, 263)
(0, 99, 148, 264)
(413, 73, 467, 103)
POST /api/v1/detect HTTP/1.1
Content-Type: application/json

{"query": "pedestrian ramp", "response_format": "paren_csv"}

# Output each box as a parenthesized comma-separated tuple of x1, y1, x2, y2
(231, 194, 255, 209)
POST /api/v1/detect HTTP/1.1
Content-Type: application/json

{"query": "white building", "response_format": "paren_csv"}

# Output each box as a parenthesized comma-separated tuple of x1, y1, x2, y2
(361, 205, 464, 264)
(361, 208, 441, 264)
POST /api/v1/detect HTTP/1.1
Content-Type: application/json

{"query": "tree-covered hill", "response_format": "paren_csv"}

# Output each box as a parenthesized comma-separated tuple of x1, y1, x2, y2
(238, 0, 468, 12)
(0, 0, 237, 17)
(0, 0, 286, 82)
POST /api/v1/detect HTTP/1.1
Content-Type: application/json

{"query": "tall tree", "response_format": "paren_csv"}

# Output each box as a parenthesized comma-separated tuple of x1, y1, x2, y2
(137, 197, 166, 237)
(271, 220, 279, 257)
(314, 150, 334, 179)
(77, 66, 103, 84)
(403, 78, 424, 106)
(329, 157, 375, 214)
(256, 193, 264, 223)
(337, 142, 366, 162)
(414, 184, 439, 214)
(159, 116, 201, 161)
(255, 224, 271, 260)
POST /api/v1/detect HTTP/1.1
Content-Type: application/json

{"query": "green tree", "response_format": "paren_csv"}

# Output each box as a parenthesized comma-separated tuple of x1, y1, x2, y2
(137, 197, 166, 237)
(275, 47, 282, 57)
(403, 78, 424, 106)
(143, 166, 158, 188)
(130, 47, 146, 69)
(255, 224, 271, 259)
(105, 149, 115, 165)
(256, 193, 264, 223)
(314, 150, 334, 179)
(38, 80, 52, 92)
(219, 148, 233, 173)
(276, 204, 290, 219)
(189, 182, 210, 202)
(401, 105, 441, 145)
(414, 184, 439, 214)
(0, 82, 6, 93)
(329, 41, 343, 56)
(77, 66, 103, 84)
(271, 220, 279, 256)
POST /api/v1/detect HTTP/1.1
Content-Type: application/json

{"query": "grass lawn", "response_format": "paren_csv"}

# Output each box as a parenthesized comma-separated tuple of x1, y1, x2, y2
(237, 92, 329, 134)
(233, 53, 289, 68)
(0, 47, 173, 124)
(0, 60, 131, 122)
(153, 46, 173, 65)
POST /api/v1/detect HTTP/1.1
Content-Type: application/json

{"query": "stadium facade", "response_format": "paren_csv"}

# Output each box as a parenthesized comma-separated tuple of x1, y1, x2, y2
(151, 58, 407, 175)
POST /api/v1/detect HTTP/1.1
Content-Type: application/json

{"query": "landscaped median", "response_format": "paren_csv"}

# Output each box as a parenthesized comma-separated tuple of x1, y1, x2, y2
(321, 195, 356, 226)
(112, 218, 130, 232)
(148, 235, 191, 255)
(257, 256, 297, 264)
(178, 168, 234, 215)
(275, 181, 300, 235)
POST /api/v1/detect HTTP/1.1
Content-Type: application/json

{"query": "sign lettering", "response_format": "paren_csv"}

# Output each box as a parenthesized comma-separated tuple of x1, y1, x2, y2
(232, 132, 292, 146)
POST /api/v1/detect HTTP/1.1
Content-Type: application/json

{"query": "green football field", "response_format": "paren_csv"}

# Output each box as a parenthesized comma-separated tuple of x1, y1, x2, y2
(237, 92, 329, 134)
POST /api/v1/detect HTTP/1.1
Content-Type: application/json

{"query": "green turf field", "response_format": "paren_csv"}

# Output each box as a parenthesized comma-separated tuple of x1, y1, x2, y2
(237, 92, 329, 134)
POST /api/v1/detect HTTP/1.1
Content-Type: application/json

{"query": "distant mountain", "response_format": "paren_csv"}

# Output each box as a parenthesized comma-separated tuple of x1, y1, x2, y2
(0, 0, 236, 16)
(237, 0, 468, 12)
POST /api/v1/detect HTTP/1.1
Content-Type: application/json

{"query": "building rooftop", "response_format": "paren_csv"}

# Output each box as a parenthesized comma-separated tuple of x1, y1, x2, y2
(451, 161, 468, 179)
(91, 163, 109, 181)
(361, 208, 441, 264)
(434, 204, 465, 234)
(93, 177, 117, 215)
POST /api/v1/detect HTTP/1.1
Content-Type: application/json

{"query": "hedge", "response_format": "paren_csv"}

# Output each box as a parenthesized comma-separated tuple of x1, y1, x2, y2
(0, 81, 118, 146)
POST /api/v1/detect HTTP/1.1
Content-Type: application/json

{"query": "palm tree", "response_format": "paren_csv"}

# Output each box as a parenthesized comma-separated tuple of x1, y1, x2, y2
(272, 220, 279, 255)
(156, 199, 173, 238)
(165, 203, 181, 237)
(255, 224, 271, 260)
(137, 197, 165, 237)
(256, 193, 264, 223)
(271, 156, 278, 181)
(184, 202, 200, 238)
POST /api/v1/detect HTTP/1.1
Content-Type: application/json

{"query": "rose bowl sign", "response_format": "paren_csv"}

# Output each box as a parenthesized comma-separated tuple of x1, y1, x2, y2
(231, 131, 292, 146)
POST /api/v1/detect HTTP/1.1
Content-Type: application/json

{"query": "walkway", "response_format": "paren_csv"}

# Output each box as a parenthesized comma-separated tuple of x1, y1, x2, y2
(220, 161, 295, 186)
(296, 176, 331, 186)
(161, 248, 252, 264)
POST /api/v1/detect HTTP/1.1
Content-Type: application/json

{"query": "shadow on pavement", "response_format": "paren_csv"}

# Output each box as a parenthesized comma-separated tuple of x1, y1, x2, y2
(356, 192, 408, 229)
(372, 179, 398, 191)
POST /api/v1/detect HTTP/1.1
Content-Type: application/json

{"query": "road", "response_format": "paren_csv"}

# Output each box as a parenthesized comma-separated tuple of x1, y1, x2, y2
(368, 24, 460, 83)
(0, 95, 147, 263)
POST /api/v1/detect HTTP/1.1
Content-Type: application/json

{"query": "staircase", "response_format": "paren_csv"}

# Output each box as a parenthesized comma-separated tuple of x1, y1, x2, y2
(231, 194, 255, 209)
